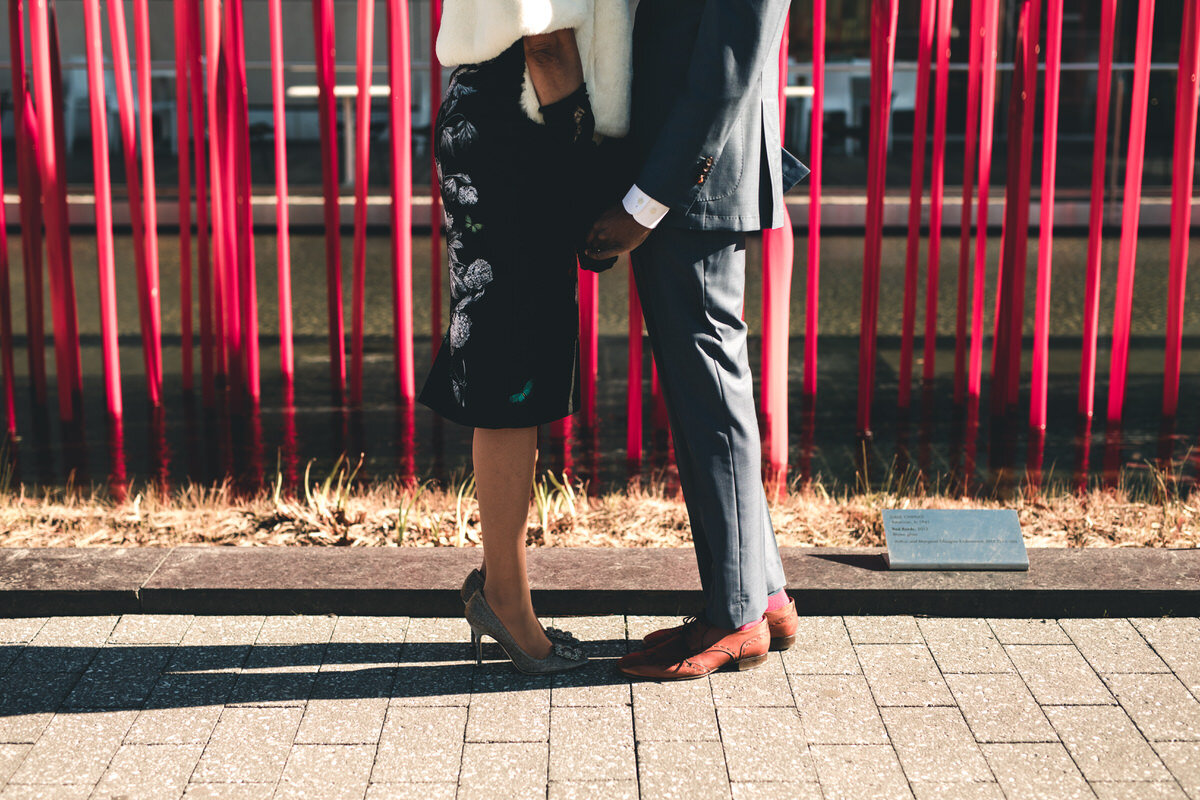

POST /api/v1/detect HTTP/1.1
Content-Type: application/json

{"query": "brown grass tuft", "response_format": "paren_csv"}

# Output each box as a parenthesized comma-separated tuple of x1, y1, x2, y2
(0, 460, 1195, 549)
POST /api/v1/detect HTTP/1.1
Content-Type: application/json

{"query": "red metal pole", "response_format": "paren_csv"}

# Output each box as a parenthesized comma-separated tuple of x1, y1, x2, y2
(0, 117, 15, 434)
(8, 0, 47, 405)
(1079, 0, 1118, 419)
(1007, 0, 1041, 409)
(216, 4, 243, 398)
(856, 0, 898, 435)
(627, 263, 643, 466)
(967, 0, 1000, 401)
(230, 0, 259, 404)
(350, 0, 374, 407)
(213, 48, 228, 380)
(387, 0, 415, 401)
(313, 0, 346, 400)
(28, 0, 77, 421)
(1106, 0, 1157, 425)
(269, 0, 294, 388)
(990, 3, 1029, 416)
(430, 0, 444, 356)
(954, 0, 984, 405)
(84, 0, 123, 420)
(204, 0, 227, 387)
(761, 18, 792, 470)
(1031, 0, 1064, 431)
(186, 0, 213, 406)
(133, 0, 164, 403)
(580, 268, 599, 427)
(216, 39, 243, 396)
(923, 0, 953, 385)
(803, 0, 825, 399)
(1163, 0, 1199, 419)
(107, 0, 160, 407)
(47, 7, 83, 408)
(174, 0, 194, 395)
(898, 0, 936, 409)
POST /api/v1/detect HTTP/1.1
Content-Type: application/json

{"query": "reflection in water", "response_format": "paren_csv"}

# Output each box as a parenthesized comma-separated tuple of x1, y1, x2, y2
(0, 333, 1196, 502)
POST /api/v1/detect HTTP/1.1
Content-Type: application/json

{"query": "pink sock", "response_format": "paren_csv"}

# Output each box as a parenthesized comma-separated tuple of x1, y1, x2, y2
(736, 591, 791, 632)
(766, 589, 790, 614)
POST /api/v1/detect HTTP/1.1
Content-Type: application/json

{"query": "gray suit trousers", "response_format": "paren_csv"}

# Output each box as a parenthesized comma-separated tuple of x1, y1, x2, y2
(632, 226, 787, 630)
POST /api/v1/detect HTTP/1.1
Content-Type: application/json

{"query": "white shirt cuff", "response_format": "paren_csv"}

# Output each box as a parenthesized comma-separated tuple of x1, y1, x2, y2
(622, 184, 670, 229)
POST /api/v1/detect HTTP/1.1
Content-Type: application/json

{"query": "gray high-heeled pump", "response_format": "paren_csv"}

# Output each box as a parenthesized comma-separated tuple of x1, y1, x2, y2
(461, 569, 580, 645)
(464, 589, 588, 674)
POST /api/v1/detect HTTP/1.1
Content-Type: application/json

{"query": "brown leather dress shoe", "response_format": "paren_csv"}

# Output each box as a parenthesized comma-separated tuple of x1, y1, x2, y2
(640, 598, 799, 652)
(617, 618, 769, 680)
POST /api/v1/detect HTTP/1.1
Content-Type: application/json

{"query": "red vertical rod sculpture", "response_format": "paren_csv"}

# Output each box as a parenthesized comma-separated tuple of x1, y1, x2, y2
(185, 0, 213, 406)
(856, 0, 898, 435)
(1006, 0, 1040, 408)
(28, 0, 77, 421)
(270, 0, 294, 387)
(387, 0, 416, 401)
(107, 0, 161, 407)
(205, 0, 228, 384)
(48, 9, 83, 407)
(229, 0, 259, 403)
(804, 0, 825, 399)
(174, 0, 194, 394)
(1163, 0, 1200, 419)
(967, 0, 1000, 400)
(313, 0, 346, 399)
(990, 4, 1030, 416)
(898, 0, 936, 409)
(217, 5, 240, 396)
(84, 0, 123, 420)
(0, 119, 15, 434)
(1079, 0, 1118, 418)
(1031, 0, 1063, 430)
(133, 0, 164, 402)
(580, 268, 599, 426)
(627, 265, 644, 465)
(8, 0, 47, 405)
(350, 0, 375, 407)
(954, 0, 984, 404)
(217, 50, 243, 393)
(1106, 0, 1157, 425)
(923, 0, 953, 384)
(761, 18, 793, 471)
(430, 0, 444, 355)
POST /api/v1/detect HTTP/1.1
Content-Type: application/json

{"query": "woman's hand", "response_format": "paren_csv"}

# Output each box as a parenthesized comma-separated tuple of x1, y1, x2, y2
(523, 30, 584, 105)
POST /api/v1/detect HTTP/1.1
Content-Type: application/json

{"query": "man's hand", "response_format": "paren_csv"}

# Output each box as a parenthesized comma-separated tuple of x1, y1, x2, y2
(584, 204, 652, 260)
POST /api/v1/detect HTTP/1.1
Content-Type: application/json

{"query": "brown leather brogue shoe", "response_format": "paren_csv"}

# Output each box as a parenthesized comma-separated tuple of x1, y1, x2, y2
(617, 618, 769, 680)
(640, 599, 799, 652)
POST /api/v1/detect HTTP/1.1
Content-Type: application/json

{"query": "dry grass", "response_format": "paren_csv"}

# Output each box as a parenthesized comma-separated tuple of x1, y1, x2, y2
(0, 457, 1195, 549)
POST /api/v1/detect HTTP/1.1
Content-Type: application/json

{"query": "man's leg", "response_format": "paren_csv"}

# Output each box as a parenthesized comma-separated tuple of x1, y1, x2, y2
(631, 226, 786, 630)
(631, 249, 714, 599)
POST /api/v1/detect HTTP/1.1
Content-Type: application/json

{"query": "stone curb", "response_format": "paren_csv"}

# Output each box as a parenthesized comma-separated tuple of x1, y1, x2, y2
(0, 546, 1197, 617)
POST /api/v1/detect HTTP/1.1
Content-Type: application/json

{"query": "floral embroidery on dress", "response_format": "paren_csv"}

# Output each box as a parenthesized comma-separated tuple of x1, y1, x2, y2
(440, 115, 478, 158)
(442, 173, 479, 207)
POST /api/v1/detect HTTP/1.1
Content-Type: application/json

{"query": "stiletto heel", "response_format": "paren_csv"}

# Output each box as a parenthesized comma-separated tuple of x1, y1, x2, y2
(470, 627, 484, 665)
(463, 590, 588, 675)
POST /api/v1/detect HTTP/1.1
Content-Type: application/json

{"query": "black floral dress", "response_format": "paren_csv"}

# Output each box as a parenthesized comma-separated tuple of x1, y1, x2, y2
(419, 40, 626, 429)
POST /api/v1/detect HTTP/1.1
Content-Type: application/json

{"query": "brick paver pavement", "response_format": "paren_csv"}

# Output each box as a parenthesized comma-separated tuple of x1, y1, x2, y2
(0, 615, 1197, 799)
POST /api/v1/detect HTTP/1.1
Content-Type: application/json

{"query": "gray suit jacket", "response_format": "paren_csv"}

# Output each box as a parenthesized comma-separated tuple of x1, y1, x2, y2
(630, 0, 809, 231)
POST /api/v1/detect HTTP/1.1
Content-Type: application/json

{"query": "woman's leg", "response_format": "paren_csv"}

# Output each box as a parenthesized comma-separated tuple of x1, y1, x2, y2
(473, 426, 552, 659)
